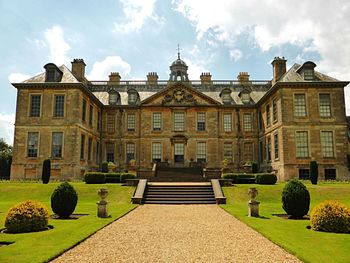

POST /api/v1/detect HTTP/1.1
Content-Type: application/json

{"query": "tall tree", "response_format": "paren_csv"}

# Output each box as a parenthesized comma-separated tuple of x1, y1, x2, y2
(0, 138, 13, 178)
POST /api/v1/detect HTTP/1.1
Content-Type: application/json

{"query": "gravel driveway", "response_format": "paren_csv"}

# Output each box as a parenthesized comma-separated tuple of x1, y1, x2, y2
(52, 205, 301, 263)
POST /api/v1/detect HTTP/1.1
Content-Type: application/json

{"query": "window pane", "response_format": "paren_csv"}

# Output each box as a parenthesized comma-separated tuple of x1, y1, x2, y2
(223, 113, 232, 132)
(107, 113, 115, 133)
(80, 134, 85, 160)
(223, 143, 233, 162)
(89, 105, 93, 126)
(294, 94, 307, 117)
(266, 104, 270, 126)
(82, 99, 86, 121)
(152, 143, 162, 162)
(153, 113, 162, 131)
(197, 113, 206, 131)
(27, 132, 39, 157)
(319, 94, 331, 117)
(88, 138, 92, 161)
(52, 132, 63, 158)
(127, 114, 135, 131)
(174, 112, 185, 131)
(106, 143, 114, 162)
(244, 143, 253, 162)
(243, 114, 252, 132)
(54, 95, 65, 117)
(321, 131, 334, 158)
(274, 133, 279, 159)
(296, 131, 309, 158)
(272, 99, 278, 122)
(266, 137, 271, 161)
(126, 143, 135, 162)
(304, 69, 314, 80)
(197, 142, 206, 162)
(30, 95, 41, 117)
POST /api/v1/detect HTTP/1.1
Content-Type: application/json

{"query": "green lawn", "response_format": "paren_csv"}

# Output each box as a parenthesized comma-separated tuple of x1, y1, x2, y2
(221, 182, 350, 263)
(0, 182, 136, 263)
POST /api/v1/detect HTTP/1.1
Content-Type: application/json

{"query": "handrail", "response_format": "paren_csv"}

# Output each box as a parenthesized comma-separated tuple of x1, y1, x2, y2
(131, 179, 147, 204)
(211, 179, 226, 204)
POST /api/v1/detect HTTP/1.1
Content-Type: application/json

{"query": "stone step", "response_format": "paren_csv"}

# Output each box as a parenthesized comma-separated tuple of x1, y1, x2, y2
(143, 200, 217, 204)
(145, 194, 215, 198)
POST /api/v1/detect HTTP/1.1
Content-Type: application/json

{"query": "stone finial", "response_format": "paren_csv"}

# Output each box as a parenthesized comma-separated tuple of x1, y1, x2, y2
(147, 72, 158, 85)
(200, 72, 212, 85)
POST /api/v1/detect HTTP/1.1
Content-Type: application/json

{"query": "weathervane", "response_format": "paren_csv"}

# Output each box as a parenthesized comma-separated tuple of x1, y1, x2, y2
(177, 44, 181, 59)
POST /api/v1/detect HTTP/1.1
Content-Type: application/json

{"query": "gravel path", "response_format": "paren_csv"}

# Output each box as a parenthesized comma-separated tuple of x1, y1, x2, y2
(52, 205, 301, 263)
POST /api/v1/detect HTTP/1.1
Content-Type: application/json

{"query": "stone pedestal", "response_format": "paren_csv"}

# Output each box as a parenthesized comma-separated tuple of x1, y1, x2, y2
(97, 200, 108, 218)
(248, 200, 260, 217)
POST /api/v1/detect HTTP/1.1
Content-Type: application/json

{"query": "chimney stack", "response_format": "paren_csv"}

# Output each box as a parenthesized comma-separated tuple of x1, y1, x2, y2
(108, 72, 121, 84)
(147, 72, 158, 85)
(237, 72, 250, 85)
(271, 57, 287, 83)
(200, 72, 212, 85)
(71, 59, 86, 81)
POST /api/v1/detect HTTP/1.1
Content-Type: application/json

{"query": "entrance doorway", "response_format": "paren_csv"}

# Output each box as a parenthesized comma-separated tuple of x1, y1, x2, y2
(174, 143, 185, 166)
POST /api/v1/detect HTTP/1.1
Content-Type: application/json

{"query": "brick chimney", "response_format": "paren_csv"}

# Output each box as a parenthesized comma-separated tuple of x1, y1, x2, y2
(147, 72, 158, 85)
(200, 72, 212, 85)
(108, 72, 121, 84)
(71, 59, 86, 81)
(271, 56, 287, 83)
(237, 72, 250, 85)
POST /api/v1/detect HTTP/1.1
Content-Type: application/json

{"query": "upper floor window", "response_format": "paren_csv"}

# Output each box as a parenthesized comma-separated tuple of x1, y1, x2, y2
(152, 142, 162, 163)
(303, 69, 314, 80)
(243, 113, 252, 132)
(174, 112, 185, 131)
(107, 113, 115, 133)
(295, 131, 309, 158)
(272, 99, 278, 122)
(321, 131, 334, 158)
(44, 63, 63, 82)
(27, 132, 39, 157)
(241, 93, 250, 104)
(53, 95, 65, 117)
(46, 69, 56, 82)
(51, 132, 63, 158)
(106, 143, 114, 163)
(128, 91, 138, 105)
(82, 99, 87, 122)
(266, 137, 271, 161)
(127, 113, 136, 131)
(221, 89, 232, 104)
(244, 142, 253, 162)
(88, 137, 92, 161)
(152, 113, 162, 131)
(109, 92, 119, 105)
(266, 104, 270, 126)
(197, 142, 206, 163)
(294, 94, 307, 117)
(126, 143, 135, 163)
(223, 142, 233, 162)
(89, 105, 93, 127)
(319, 94, 331, 117)
(197, 113, 206, 131)
(274, 132, 279, 160)
(30, 95, 41, 117)
(223, 113, 232, 132)
(80, 134, 85, 160)
(97, 111, 101, 131)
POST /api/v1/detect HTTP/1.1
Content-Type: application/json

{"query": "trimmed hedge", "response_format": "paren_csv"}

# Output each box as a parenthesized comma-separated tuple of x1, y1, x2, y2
(84, 172, 106, 184)
(256, 173, 277, 185)
(84, 172, 136, 184)
(222, 173, 276, 184)
(101, 162, 109, 173)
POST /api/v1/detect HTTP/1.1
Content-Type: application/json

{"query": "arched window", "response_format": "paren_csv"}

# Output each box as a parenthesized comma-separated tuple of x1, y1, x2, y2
(108, 92, 119, 105)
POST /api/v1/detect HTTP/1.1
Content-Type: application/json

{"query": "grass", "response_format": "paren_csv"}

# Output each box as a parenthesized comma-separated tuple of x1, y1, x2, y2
(221, 182, 350, 263)
(0, 182, 136, 263)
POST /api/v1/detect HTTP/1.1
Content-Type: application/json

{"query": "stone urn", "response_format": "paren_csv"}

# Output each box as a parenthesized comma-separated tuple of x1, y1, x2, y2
(98, 188, 109, 201)
(248, 187, 258, 201)
(107, 162, 116, 173)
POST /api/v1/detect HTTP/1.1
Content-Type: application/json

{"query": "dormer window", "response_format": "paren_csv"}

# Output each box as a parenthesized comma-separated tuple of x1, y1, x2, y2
(220, 89, 232, 104)
(303, 69, 314, 80)
(108, 91, 119, 105)
(241, 93, 251, 104)
(44, 63, 63, 82)
(297, 61, 316, 81)
(127, 89, 139, 105)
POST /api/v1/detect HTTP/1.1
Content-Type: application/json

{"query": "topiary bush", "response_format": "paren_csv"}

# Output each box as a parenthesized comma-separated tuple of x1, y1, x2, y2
(42, 159, 51, 184)
(5, 200, 49, 233)
(84, 172, 106, 184)
(51, 182, 78, 218)
(310, 160, 318, 185)
(310, 200, 350, 233)
(101, 162, 109, 173)
(255, 173, 277, 185)
(282, 179, 310, 218)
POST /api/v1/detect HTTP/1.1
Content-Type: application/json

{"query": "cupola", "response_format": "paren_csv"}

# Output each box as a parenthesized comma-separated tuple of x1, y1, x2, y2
(169, 48, 189, 82)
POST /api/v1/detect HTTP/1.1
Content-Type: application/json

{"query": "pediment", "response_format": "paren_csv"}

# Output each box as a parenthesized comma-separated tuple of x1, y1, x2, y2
(141, 83, 220, 106)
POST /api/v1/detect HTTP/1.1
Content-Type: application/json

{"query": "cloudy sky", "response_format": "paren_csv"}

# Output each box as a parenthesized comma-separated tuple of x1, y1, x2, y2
(0, 0, 349, 144)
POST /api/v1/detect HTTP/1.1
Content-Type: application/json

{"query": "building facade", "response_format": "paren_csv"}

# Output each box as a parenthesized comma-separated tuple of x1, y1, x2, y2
(10, 55, 350, 181)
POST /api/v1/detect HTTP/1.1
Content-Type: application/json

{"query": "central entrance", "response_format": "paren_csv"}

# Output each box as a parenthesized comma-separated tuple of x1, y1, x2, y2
(174, 143, 185, 167)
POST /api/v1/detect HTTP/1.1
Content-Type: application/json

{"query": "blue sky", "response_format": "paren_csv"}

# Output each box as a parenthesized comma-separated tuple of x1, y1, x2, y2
(0, 0, 349, 144)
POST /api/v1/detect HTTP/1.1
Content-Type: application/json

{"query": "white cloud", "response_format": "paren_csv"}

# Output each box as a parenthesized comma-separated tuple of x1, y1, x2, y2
(229, 49, 242, 62)
(114, 0, 158, 32)
(44, 25, 71, 65)
(0, 113, 15, 145)
(183, 59, 208, 80)
(87, 56, 131, 80)
(173, 0, 350, 80)
(8, 73, 31, 83)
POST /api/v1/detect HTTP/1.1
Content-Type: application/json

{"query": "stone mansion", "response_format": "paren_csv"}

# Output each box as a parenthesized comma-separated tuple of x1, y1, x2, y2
(10, 54, 350, 181)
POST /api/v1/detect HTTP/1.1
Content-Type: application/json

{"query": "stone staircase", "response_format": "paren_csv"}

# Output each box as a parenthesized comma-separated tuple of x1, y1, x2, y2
(153, 166, 205, 182)
(143, 182, 216, 204)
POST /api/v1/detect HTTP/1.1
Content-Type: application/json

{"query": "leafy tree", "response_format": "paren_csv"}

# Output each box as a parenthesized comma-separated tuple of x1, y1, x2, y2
(0, 138, 12, 178)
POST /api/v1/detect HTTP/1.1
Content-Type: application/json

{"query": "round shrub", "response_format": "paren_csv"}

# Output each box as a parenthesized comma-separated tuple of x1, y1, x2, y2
(5, 200, 49, 233)
(256, 173, 277, 185)
(282, 179, 310, 218)
(51, 182, 78, 218)
(310, 200, 350, 233)
(84, 172, 106, 184)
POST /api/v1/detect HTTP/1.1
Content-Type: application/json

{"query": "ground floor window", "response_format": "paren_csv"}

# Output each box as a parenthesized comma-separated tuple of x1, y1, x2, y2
(106, 143, 114, 163)
(223, 142, 233, 162)
(152, 142, 162, 163)
(324, 168, 336, 180)
(126, 143, 135, 163)
(197, 142, 206, 163)
(298, 168, 309, 180)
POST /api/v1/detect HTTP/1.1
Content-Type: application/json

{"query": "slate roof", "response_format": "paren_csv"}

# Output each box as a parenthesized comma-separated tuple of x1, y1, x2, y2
(22, 65, 79, 83)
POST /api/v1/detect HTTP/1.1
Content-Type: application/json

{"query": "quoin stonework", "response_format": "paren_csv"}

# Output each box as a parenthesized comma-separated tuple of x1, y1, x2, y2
(10, 54, 350, 181)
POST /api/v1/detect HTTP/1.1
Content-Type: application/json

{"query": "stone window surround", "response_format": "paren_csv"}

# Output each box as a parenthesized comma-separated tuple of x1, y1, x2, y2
(320, 130, 335, 158)
(293, 93, 308, 117)
(242, 113, 253, 132)
(223, 141, 233, 162)
(28, 93, 42, 117)
(173, 111, 185, 131)
(27, 131, 39, 158)
(197, 112, 206, 131)
(295, 130, 309, 158)
(223, 112, 232, 132)
(127, 113, 136, 132)
(53, 93, 65, 118)
(152, 142, 162, 162)
(318, 93, 332, 117)
(152, 112, 162, 131)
